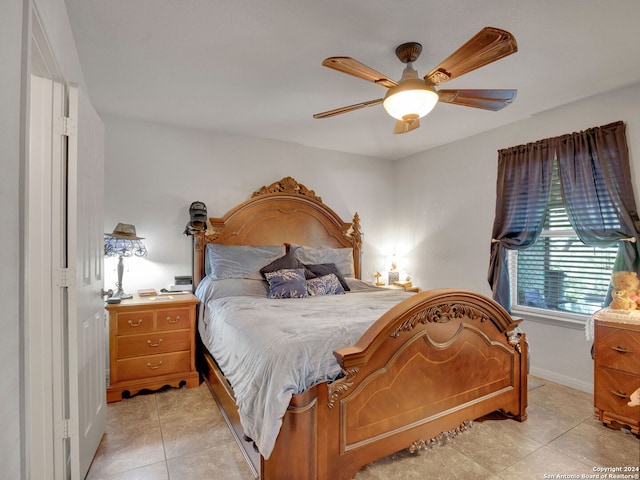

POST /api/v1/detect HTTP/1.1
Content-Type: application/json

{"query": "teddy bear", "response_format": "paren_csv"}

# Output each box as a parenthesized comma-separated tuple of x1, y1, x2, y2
(609, 271, 640, 310)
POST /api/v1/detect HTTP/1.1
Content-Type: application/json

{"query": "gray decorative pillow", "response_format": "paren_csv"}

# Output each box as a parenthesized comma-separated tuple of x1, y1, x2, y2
(290, 244, 355, 278)
(307, 274, 346, 296)
(205, 244, 285, 280)
(264, 268, 308, 298)
(304, 263, 350, 292)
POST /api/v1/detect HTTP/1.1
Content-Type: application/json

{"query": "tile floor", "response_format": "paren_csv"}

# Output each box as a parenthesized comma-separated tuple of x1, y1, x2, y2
(86, 377, 639, 480)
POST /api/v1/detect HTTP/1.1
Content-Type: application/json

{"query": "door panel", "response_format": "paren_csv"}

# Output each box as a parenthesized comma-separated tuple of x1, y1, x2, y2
(67, 84, 106, 479)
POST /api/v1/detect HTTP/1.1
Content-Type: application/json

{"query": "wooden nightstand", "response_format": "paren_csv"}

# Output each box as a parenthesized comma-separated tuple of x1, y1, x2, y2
(594, 316, 640, 434)
(106, 293, 199, 402)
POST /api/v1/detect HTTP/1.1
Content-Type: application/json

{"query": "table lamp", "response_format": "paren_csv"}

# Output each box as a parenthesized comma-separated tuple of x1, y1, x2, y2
(104, 223, 147, 299)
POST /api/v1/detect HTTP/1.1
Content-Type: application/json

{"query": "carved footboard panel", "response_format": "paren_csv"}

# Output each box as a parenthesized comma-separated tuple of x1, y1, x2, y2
(261, 289, 527, 480)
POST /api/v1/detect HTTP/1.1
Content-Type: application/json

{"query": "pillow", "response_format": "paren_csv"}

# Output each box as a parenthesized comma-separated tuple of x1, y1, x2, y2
(290, 244, 355, 278)
(304, 263, 350, 292)
(260, 249, 307, 278)
(307, 273, 346, 296)
(343, 277, 381, 292)
(205, 244, 285, 280)
(264, 268, 308, 298)
(194, 277, 269, 301)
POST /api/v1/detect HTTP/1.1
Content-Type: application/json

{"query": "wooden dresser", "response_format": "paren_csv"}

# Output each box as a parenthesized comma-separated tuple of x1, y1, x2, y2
(106, 293, 199, 402)
(593, 311, 640, 434)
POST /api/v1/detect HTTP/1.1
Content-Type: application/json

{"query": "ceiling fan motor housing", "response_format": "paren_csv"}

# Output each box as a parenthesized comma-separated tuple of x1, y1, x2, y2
(383, 64, 438, 120)
(395, 42, 422, 63)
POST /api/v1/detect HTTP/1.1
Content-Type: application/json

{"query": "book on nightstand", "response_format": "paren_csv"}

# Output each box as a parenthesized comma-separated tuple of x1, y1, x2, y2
(138, 288, 158, 297)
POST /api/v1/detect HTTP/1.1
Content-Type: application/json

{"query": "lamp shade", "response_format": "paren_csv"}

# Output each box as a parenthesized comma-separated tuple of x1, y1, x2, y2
(383, 65, 438, 120)
(104, 223, 147, 257)
(104, 236, 147, 257)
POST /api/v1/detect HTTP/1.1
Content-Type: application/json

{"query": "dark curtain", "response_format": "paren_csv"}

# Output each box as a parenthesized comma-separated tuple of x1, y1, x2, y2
(557, 121, 640, 301)
(488, 121, 638, 311)
(487, 140, 555, 311)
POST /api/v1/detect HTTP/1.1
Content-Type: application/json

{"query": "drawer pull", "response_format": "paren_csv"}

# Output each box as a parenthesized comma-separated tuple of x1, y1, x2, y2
(146, 339, 163, 347)
(128, 319, 143, 327)
(167, 315, 180, 324)
(610, 345, 633, 354)
(610, 389, 628, 399)
(146, 361, 164, 370)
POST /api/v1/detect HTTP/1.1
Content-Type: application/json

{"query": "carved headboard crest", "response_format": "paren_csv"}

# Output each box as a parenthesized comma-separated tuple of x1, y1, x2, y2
(252, 176, 322, 202)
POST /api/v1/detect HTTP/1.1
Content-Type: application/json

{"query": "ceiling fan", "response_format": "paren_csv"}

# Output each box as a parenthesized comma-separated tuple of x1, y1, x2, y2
(313, 27, 518, 134)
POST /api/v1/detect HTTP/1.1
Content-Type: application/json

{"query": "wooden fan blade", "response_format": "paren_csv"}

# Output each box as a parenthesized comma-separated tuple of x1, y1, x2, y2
(322, 57, 398, 88)
(425, 27, 517, 86)
(313, 99, 383, 119)
(393, 116, 420, 135)
(438, 89, 517, 111)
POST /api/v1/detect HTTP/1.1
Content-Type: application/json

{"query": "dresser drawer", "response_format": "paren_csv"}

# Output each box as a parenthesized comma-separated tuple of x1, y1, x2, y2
(116, 311, 155, 334)
(156, 307, 190, 331)
(116, 330, 191, 358)
(117, 351, 191, 382)
(595, 367, 640, 419)
(595, 325, 640, 373)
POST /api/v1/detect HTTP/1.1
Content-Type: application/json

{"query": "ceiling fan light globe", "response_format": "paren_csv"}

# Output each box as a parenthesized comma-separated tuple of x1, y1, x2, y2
(383, 83, 438, 120)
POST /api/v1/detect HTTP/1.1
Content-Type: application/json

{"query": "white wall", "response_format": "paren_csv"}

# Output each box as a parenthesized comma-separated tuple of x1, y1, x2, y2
(395, 82, 640, 391)
(102, 115, 397, 293)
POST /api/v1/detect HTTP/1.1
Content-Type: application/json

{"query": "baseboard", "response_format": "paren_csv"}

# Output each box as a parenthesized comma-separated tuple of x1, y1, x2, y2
(529, 366, 593, 394)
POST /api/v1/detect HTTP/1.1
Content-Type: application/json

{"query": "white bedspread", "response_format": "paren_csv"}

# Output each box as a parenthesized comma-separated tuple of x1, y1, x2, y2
(197, 281, 411, 459)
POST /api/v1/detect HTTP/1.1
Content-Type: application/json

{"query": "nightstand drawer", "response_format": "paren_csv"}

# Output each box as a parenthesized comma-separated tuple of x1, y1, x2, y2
(156, 307, 190, 331)
(117, 351, 191, 381)
(116, 330, 191, 358)
(595, 367, 640, 420)
(595, 325, 640, 373)
(116, 311, 155, 334)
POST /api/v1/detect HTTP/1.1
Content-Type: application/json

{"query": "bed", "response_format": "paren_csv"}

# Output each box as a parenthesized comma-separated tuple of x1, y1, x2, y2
(192, 176, 528, 480)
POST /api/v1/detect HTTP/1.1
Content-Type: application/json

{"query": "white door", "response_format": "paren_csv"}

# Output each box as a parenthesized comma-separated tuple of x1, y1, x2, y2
(66, 84, 107, 479)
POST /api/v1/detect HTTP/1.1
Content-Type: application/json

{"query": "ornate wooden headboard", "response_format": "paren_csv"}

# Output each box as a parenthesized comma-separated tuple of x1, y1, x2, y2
(192, 177, 362, 289)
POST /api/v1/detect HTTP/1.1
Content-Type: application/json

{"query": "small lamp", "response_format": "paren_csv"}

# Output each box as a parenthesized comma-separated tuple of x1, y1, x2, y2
(104, 223, 147, 299)
(387, 255, 400, 285)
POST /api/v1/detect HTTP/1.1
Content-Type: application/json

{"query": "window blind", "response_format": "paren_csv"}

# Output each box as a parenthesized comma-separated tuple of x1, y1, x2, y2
(513, 160, 617, 315)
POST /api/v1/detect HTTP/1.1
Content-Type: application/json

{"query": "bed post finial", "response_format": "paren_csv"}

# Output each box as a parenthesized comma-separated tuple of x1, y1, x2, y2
(348, 212, 363, 278)
(350, 212, 362, 247)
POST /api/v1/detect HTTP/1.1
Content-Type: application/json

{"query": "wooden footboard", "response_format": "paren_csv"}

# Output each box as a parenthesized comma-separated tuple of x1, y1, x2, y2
(199, 288, 527, 480)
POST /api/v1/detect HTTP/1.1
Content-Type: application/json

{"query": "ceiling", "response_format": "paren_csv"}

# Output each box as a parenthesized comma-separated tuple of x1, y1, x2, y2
(63, 0, 640, 161)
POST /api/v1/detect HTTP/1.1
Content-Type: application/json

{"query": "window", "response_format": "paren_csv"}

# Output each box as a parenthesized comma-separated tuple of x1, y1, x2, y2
(509, 159, 618, 316)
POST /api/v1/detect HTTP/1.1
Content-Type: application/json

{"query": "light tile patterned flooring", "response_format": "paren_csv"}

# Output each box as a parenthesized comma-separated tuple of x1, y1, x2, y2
(86, 377, 639, 480)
